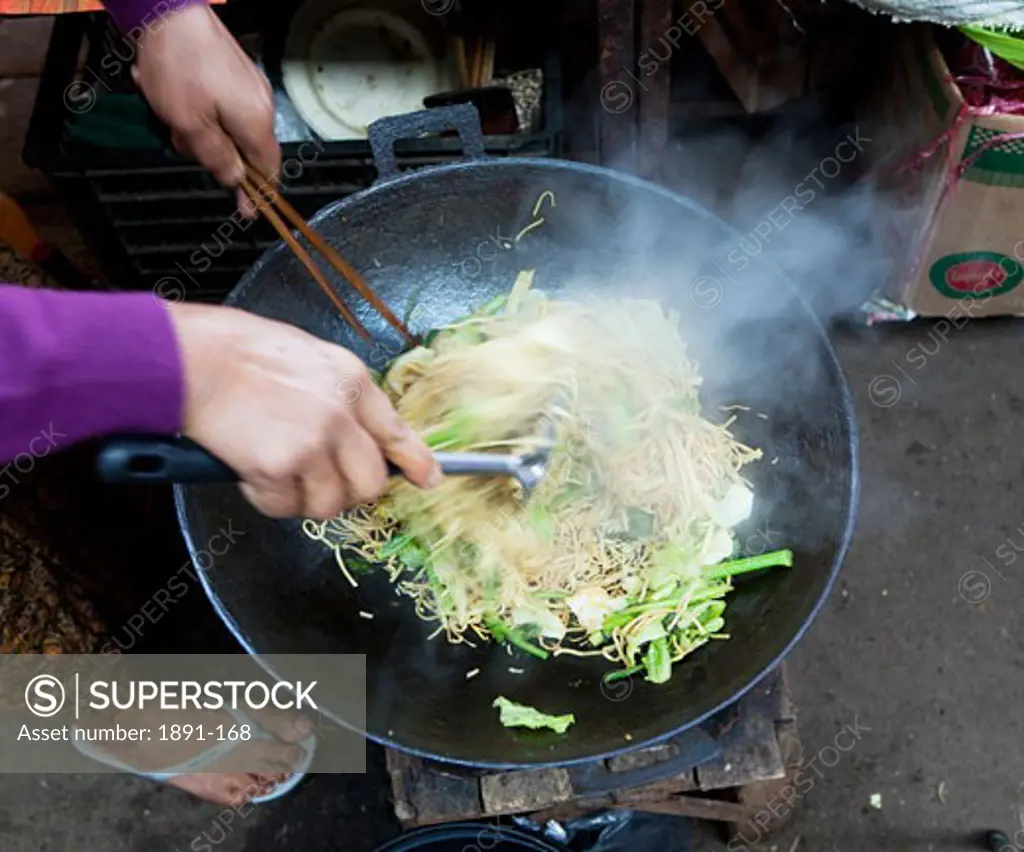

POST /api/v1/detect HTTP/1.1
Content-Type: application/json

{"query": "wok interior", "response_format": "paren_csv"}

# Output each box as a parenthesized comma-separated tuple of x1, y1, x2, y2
(178, 160, 856, 767)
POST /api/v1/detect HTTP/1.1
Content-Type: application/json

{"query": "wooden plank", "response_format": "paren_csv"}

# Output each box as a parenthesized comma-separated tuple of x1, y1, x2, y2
(388, 753, 485, 828)
(596, 0, 635, 170)
(695, 0, 809, 114)
(385, 750, 420, 826)
(636, 0, 671, 177)
(695, 12, 759, 113)
(480, 767, 573, 814)
(696, 678, 786, 791)
(776, 720, 803, 770)
(606, 743, 677, 773)
(529, 795, 615, 824)
(613, 770, 700, 799)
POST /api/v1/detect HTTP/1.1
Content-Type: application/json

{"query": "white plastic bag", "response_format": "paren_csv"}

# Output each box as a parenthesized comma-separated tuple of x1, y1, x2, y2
(844, 0, 1024, 28)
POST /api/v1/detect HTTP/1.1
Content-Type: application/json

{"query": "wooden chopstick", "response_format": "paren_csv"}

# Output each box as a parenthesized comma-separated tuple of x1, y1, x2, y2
(243, 165, 417, 346)
(240, 178, 371, 342)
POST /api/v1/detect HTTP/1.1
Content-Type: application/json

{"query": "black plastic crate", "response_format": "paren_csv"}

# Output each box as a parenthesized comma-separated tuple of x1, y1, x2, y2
(25, 2, 563, 302)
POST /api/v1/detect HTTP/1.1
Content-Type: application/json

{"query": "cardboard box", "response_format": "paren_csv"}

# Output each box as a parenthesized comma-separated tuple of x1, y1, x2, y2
(862, 26, 1024, 318)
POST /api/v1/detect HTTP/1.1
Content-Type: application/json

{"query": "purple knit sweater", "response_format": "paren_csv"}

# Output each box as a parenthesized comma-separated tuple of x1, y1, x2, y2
(0, 0, 209, 464)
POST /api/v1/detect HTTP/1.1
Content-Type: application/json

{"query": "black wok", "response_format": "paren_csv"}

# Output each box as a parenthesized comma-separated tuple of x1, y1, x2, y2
(175, 105, 858, 769)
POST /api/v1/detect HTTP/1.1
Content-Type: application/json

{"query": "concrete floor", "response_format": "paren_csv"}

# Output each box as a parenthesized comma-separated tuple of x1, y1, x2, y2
(3, 319, 1022, 852)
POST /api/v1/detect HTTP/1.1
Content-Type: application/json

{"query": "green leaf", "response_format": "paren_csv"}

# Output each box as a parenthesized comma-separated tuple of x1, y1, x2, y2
(493, 696, 575, 734)
(644, 637, 672, 684)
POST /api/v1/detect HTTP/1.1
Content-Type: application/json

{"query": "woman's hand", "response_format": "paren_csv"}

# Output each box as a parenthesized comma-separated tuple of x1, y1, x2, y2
(167, 303, 442, 519)
(132, 3, 279, 216)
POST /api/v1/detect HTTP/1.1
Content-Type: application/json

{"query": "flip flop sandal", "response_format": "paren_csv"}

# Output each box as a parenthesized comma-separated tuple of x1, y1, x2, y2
(70, 706, 316, 803)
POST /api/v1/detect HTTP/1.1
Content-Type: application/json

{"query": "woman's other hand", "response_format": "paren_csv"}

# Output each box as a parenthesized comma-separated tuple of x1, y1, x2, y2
(132, 3, 279, 216)
(167, 303, 442, 519)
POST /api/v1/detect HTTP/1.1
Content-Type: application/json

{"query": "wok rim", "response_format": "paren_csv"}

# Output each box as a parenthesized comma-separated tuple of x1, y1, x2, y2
(174, 156, 861, 769)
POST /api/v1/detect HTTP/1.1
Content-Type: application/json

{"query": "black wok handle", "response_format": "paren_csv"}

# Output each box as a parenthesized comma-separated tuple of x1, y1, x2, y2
(367, 103, 487, 181)
(95, 436, 403, 484)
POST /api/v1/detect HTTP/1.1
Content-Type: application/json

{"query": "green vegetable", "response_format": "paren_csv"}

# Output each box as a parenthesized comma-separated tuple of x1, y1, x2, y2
(626, 507, 656, 538)
(527, 504, 555, 542)
(703, 549, 793, 581)
(377, 533, 429, 570)
(399, 541, 428, 570)
(474, 294, 507, 317)
(423, 411, 480, 449)
(446, 325, 487, 347)
(603, 665, 642, 684)
(506, 269, 535, 314)
(485, 615, 550, 660)
(961, 25, 1024, 71)
(702, 616, 726, 634)
(626, 619, 668, 659)
(378, 533, 416, 560)
(341, 551, 375, 576)
(644, 637, 672, 684)
(493, 696, 575, 733)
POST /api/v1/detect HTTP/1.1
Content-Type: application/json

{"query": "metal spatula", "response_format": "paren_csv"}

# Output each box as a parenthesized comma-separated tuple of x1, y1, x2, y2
(94, 435, 554, 496)
(96, 391, 566, 496)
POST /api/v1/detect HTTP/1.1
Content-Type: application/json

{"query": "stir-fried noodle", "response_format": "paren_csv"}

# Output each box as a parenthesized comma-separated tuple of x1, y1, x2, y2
(304, 271, 791, 684)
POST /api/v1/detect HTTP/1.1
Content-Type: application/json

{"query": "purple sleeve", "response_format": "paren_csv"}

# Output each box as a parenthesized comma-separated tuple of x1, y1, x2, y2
(0, 287, 184, 465)
(102, 0, 208, 35)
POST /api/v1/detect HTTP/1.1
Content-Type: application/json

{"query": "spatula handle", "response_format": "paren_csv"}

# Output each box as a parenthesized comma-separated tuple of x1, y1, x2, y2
(95, 436, 402, 484)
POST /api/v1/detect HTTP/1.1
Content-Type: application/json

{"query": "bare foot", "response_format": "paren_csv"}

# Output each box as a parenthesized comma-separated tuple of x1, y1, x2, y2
(161, 739, 309, 804)
(165, 769, 287, 805)
(78, 706, 314, 804)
